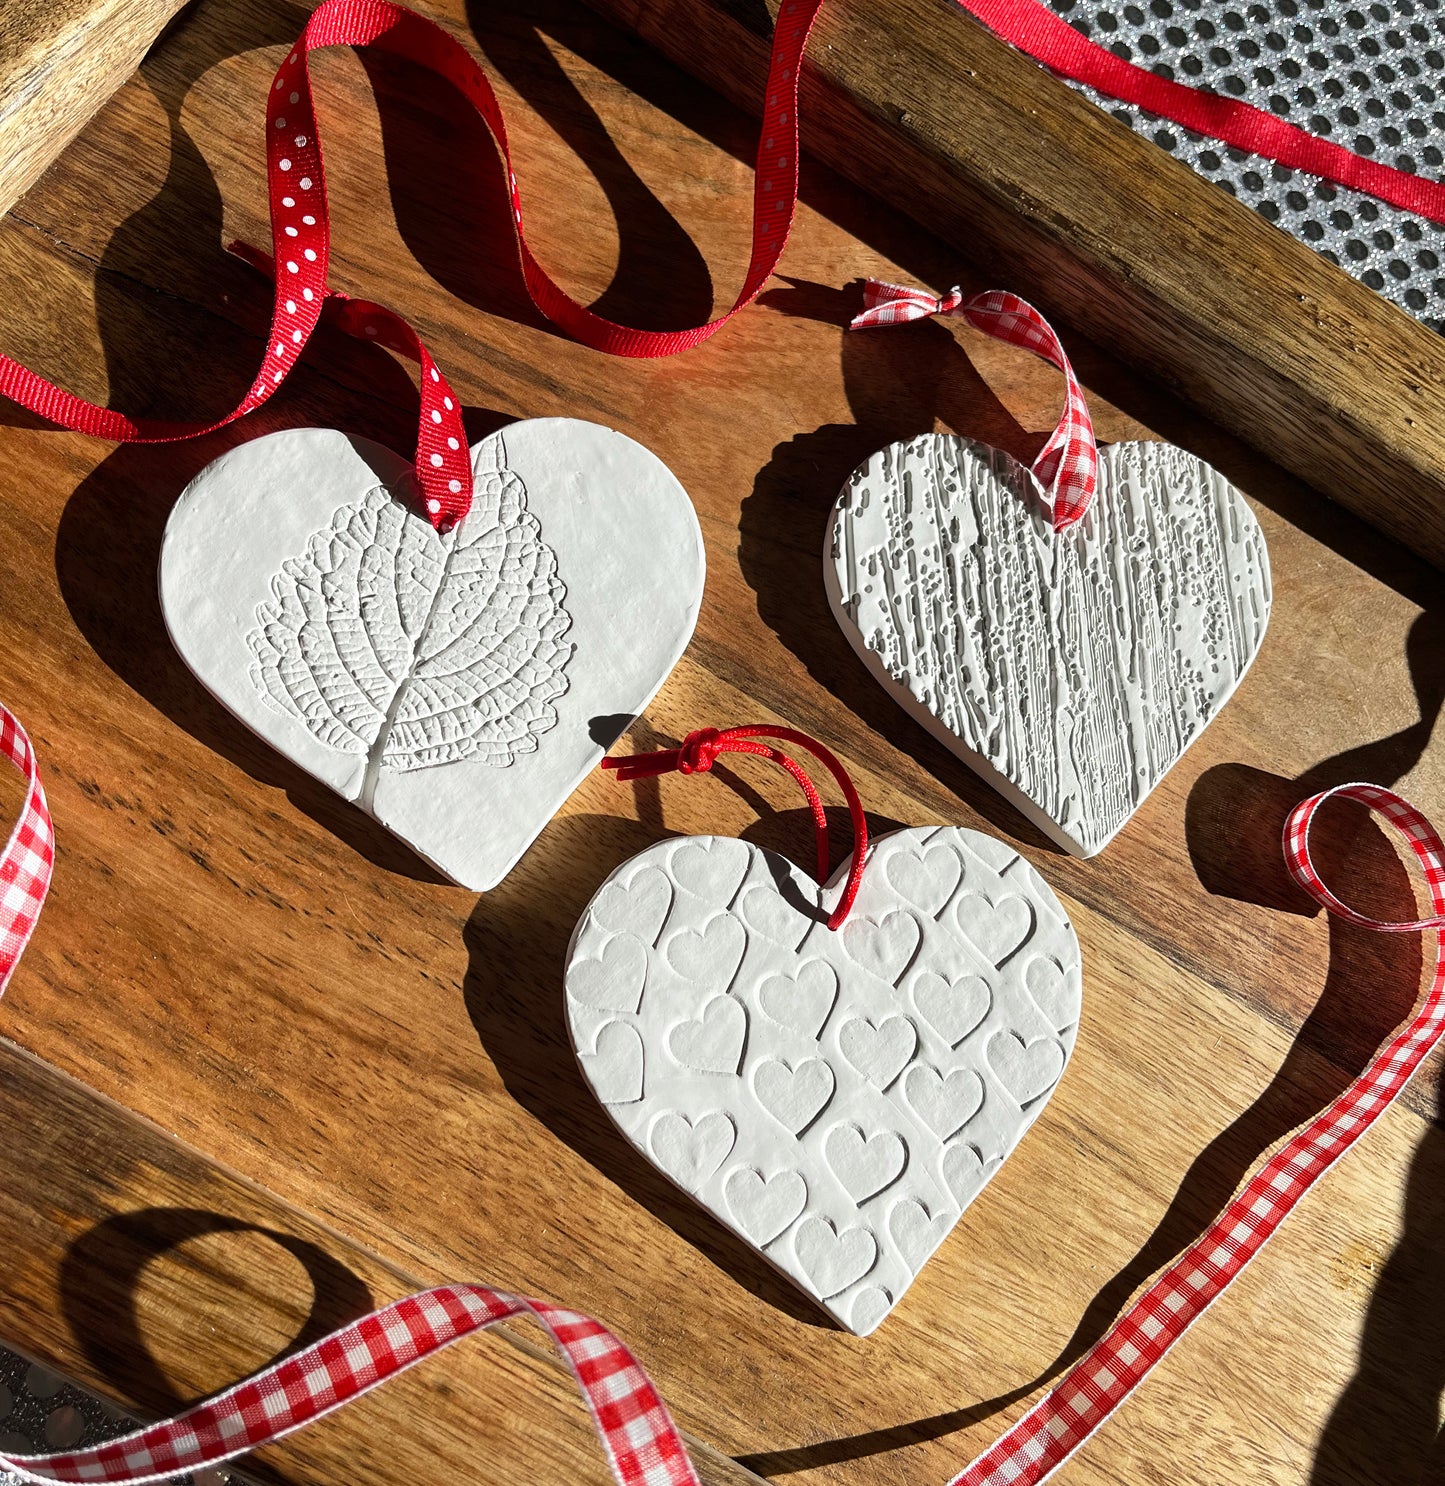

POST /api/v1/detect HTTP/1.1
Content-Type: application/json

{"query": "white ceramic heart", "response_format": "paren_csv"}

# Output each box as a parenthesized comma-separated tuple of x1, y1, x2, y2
(161, 420, 704, 888)
(564, 825, 1081, 1334)
(825, 436, 1271, 856)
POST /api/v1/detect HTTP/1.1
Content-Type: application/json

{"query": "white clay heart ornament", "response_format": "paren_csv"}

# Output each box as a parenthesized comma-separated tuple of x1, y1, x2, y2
(831, 285, 1271, 858)
(161, 420, 704, 888)
(565, 745, 1081, 1334)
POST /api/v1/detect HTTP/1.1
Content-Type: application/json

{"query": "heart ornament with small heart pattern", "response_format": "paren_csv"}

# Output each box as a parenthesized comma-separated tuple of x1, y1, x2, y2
(828, 285, 1271, 857)
(566, 726, 1081, 1334)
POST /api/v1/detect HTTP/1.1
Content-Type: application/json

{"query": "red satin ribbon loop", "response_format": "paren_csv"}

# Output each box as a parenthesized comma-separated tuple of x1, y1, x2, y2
(603, 724, 868, 929)
(952, 781, 1445, 1485)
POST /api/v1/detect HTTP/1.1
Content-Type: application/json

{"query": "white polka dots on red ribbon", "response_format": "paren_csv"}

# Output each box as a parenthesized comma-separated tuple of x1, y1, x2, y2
(237, 19, 474, 528)
(0, 0, 829, 508)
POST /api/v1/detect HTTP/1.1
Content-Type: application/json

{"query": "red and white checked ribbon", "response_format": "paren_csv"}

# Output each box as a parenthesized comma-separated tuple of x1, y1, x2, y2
(0, 706, 52, 998)
(851, 282, 1097, 530)
(0, 1286, 699, 1486)
(1, 711, 1441, 1482)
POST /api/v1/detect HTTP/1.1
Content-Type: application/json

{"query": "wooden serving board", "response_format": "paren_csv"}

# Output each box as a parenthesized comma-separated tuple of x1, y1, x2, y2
(0, 2, 1440, 1486)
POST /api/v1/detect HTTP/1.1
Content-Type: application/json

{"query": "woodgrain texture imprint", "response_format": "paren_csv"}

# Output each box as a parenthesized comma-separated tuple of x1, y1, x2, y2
(826, 436, 1272, 855)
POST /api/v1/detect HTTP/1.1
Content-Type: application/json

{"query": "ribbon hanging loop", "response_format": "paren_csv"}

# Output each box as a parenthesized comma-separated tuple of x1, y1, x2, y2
(851, 282, 1098, 531)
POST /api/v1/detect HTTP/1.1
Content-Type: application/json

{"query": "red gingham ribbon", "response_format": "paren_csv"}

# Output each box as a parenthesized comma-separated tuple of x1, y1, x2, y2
(950, 782, 1445, 1485)
(1, 708, 1444, 1477)
(0, 1288, 698, 1486)
(0, 706, 52, 998)
(851, 283, 1097, 530)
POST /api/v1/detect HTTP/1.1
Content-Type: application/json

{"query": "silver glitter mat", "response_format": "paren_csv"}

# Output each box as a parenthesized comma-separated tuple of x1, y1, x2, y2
(1045, 0, 1445, 330)
(0, 1347, 244, 1486)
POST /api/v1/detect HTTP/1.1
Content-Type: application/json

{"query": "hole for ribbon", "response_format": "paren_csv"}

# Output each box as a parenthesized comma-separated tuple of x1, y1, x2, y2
(603, 724, 868, 929)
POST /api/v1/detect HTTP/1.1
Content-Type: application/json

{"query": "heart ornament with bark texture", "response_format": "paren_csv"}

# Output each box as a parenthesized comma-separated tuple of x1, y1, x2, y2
(829, 285, 1271, 857)
(161, 419, 703, 888)
(565, 727, 1081, 1335)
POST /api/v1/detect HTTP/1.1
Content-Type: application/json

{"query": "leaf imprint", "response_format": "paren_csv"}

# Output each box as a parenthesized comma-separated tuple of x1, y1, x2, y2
(247, 435, 573, 809)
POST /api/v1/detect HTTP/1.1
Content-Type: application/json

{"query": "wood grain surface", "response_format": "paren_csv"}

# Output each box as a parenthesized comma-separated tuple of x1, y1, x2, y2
(0, 1042, 760, 1486)
(582, 0, 1445, 571)
(0, 0, 189, 218)
(0, 2, 1440, 1486)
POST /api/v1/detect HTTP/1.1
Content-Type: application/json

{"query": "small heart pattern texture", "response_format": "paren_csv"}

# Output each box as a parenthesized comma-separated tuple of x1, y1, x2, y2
(826, 436, 1271, 857)
(162, 421, 703, 889)
(565, 826, 1082, 1334)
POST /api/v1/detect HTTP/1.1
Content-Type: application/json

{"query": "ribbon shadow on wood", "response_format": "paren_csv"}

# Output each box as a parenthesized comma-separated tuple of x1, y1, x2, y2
(60, 1207, 373, 1479)
(361, 0, 722, 337)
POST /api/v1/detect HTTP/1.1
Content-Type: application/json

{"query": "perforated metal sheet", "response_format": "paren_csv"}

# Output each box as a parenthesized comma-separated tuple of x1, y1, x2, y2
(1046, 0, 1445, 330)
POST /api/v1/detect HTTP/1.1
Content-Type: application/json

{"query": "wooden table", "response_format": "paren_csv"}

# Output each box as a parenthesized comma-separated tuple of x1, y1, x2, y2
(0, 2, 1440, 1483)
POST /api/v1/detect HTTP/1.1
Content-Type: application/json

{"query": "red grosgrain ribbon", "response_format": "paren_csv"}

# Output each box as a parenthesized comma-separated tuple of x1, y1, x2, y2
(0, 706, 52, 997)
(852, 283, 1097, 531)
(953, 0, 1445, 227)
(602, 725, 868, 929)
(950, 782, 1445, 1485)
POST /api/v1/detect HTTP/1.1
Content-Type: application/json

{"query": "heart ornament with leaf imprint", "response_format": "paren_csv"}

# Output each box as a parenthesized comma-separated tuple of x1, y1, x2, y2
(161, 419, 703, 889)
(565, 725, 1081, 1335)
(830, 285, 1271, 858)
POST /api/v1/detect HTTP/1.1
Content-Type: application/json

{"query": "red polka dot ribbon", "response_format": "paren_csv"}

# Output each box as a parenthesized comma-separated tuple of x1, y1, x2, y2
(2, 701, 1443, 1482)
(851, 283, 1098, 530)
(1, 0, 1435, 532)
(0, 0, 826, 532)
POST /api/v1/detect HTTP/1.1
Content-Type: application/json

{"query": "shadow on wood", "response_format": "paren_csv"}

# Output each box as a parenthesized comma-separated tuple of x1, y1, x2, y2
(59, 1206, 373, 1479)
